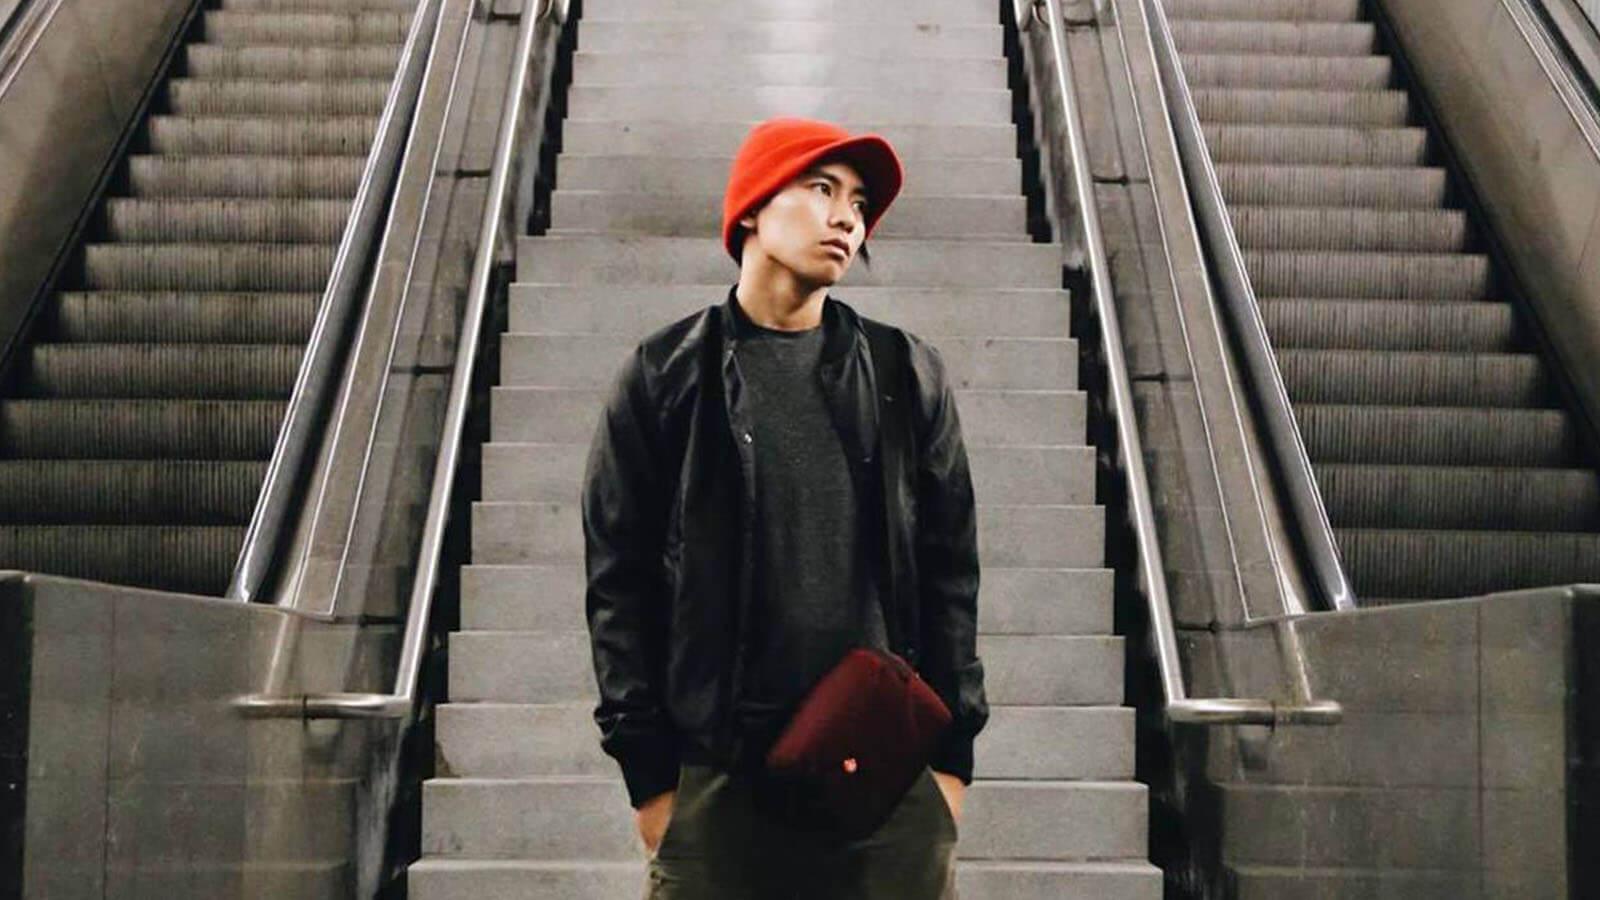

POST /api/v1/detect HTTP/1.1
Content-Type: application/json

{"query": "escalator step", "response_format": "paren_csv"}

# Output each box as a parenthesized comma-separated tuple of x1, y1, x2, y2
(1277, 349, 1553, 408)
(1297, 404, 1582, 467)
(1163, 0, 1363, 21)
(0, 460, 267, 524)
(166, 78, 392, 115)
(21, 344, 304, 399)
(218, 0, 419, 12)
(201, 11, 410, 45)
(1193, 88, 1409, 127)
(83, 244, 336, 291)
(185, 44, 402, 79)
(1337, 527, 1600, 599)
(1183, 54, 1392, 89)
(1245, 250, 1489, 300)
(129, 156, 365, 198)
(52, 292, 319, 343)
(1217, 164, 1447, 208)
(1205, 125, 1428, 166)
(106, 198, 352, 243)
(147, 116, 379, 155)
(0, 399, 287, 459)
(0, 525, 245, 595)
(1169, 20, 1376, 55)
(1260, 298, 1519, 352)
(1231, 206, 1468, 252)
(1318, 464, 1600, 531)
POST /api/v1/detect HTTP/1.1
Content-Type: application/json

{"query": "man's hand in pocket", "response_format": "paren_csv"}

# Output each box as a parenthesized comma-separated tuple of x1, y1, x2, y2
(636, 789, 677, 854)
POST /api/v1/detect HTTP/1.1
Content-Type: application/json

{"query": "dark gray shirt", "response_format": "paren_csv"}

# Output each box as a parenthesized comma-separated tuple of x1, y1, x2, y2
(732, 305, 888, 725)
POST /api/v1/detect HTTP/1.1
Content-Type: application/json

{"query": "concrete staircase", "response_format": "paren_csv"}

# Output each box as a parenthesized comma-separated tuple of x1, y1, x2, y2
(409, 0, 1161, 896)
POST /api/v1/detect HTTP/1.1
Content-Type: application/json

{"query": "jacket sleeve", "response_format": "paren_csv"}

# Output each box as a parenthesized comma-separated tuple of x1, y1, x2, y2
(582, 346, 680, 809)
(907, 337, 989, 785)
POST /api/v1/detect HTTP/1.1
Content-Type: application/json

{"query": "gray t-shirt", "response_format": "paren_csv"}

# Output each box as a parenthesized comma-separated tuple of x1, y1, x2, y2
(734, 310, 888, 725)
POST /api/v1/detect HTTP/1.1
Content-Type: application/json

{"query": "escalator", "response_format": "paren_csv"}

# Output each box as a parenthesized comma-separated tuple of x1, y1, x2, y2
(1165, 0, 1600, 602)
(0, 0, 411, 595)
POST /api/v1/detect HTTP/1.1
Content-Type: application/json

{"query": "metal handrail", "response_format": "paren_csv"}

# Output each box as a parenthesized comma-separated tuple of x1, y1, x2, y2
(237, 0, 570, 718)
(1020, 0, 1340, 725)
(225, 0, 444, 603)
(0, 0, 61, 98)
(1134, 0, 1356, 612)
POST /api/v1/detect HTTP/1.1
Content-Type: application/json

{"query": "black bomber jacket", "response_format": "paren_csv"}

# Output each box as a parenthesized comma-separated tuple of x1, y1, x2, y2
(581, 288, 989, 808)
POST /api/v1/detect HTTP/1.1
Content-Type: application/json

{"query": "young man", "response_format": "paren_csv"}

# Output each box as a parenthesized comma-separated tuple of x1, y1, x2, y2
(582, 117, 988, 898)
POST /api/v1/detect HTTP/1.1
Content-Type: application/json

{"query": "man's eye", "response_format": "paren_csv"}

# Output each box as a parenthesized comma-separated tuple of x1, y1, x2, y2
(814, 182, 831, 195)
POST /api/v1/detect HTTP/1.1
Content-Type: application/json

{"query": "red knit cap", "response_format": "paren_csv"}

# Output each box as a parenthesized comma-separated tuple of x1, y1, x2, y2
(722, 117, 905, 262)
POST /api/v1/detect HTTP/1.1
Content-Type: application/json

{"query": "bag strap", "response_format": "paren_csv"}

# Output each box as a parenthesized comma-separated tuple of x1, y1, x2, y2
(864, 320, 912, 661)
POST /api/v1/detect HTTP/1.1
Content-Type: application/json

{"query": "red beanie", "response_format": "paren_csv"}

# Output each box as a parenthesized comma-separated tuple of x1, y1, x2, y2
(722, 117, 905, 262)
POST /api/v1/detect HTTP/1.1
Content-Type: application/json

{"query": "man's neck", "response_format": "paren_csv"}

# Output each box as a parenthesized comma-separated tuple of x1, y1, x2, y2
(734, 259, 828, 331)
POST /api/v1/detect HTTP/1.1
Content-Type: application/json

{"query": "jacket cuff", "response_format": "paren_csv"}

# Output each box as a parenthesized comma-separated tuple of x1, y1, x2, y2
(929, 732, 975, 785)
(618, 745, 683, 809)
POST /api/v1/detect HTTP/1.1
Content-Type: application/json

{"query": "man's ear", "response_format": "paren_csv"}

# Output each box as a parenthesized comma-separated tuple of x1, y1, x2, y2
(739, 212, 757, 231)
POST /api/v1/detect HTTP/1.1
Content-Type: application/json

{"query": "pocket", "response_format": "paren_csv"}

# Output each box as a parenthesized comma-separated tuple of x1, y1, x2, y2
(925, 768, 959, 838)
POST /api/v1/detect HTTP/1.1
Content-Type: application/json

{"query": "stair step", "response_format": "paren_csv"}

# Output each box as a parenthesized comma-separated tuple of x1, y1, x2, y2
(483, 441, 1092, 505)
(490, 386, 1086, 445)
(574, 21, 1002, 57)
(556, 154, 1020, 196)
(500, 333, 1076, 391)
(517, 236, 1062, 288)
(572, 51, 1008, 89)
(509, 285, 1071, 339)
(469, 501, 1104, 568)
(408, 858, 1162, 900)
(550, 190, 1026, 238)
(435, 703, 1133, 780)
(51, 292, 319, 343)
(562, 119, 1016, 158)
(422, 777, 1147, 860)
(566, 85, 1012, 125)
(460, 563, 1114, 635)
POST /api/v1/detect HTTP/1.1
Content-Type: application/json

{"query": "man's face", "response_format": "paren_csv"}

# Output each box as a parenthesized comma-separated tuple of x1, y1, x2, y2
(740, 160, 869, 286)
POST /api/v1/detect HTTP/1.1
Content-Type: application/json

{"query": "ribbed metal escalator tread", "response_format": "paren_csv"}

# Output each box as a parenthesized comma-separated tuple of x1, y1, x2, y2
(1277, 349, 1553, 407)
(1317, 464, 1600, 531)
(20, 344, 305, 398)
(1169, 20, 1376, 55)
(106, 199, 353, 242)
(0, 399, 289, 459)
(1192, 88, 1409, 126)
(1204, 125, 1428, 166)
(128, 156, 365, 198)
(1337, 528, 1600, 599)
(0, 0, 404, 592)
(1216, 164, 1447, 208)
(1230, 206, 1468, 252)
(1245, 250, 1490, 300)
(0, 526, 247, 595)
(1298, 405, 1583, 467)
(0, 460, 267, 524)
(1260, 299, 1520, 352)
(1163, 0, 1363, 21)
(52, 292, 319, 343)
(1183, 54, 1392, 89)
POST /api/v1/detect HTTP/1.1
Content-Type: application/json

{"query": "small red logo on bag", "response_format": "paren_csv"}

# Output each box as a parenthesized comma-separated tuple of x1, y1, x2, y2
(842, 757, 858, 774)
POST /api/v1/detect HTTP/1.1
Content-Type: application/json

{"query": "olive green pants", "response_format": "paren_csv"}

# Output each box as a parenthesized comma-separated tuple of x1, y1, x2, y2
(644, 763, 959, 899)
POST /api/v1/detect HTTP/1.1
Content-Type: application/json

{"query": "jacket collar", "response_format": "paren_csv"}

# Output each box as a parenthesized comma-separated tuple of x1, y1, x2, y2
(718, 284, 860, 367)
